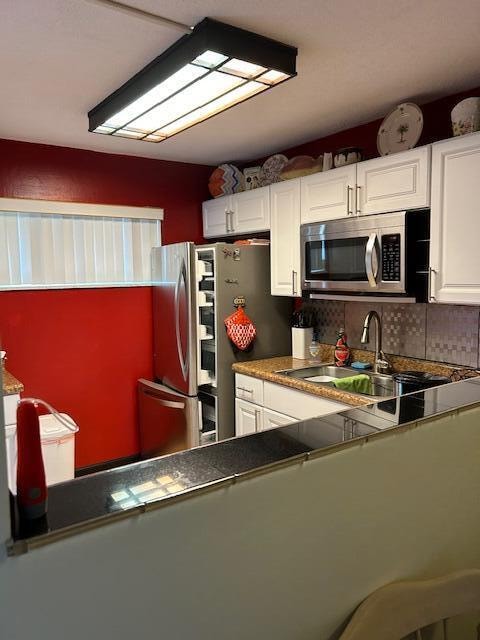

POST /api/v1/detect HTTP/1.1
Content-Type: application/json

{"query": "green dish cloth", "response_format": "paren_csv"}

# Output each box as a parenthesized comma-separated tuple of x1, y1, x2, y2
(332, 374, 372, 394)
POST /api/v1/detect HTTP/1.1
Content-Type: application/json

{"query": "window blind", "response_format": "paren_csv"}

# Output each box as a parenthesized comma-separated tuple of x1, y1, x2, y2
(0, 210, 161, 290)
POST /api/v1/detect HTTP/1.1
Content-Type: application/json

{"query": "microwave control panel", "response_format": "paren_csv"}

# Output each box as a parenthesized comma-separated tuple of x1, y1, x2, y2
(381, 234, 401, 281)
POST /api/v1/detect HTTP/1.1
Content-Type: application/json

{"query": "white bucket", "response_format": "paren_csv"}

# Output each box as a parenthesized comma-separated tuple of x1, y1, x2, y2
(5, 413, 78, 494)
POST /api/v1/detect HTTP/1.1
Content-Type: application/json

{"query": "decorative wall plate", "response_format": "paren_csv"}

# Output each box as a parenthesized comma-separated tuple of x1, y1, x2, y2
(259, 154, 288, 186)
(280, 155, 323, 180)
(377, 103, 423, 156)
(208, 164, 245, 197)
(451, 97, 480, 136)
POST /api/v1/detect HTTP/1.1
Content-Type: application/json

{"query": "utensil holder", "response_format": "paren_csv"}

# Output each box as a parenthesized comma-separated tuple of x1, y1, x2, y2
(292, 327, 313, 359)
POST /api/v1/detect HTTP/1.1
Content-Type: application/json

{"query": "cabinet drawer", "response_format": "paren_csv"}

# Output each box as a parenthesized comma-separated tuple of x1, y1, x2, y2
(263, 381, 349, 420)
(235, 373, 264, 405)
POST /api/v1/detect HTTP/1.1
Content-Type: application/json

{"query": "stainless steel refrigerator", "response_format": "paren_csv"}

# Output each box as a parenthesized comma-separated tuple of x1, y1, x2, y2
(138, 242, 292, 458)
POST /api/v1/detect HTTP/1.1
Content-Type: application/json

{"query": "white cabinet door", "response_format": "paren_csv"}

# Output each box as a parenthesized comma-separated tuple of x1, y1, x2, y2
(231, 185, 270, 234)
(356, 146, 430, 215)
(429, 133, 480, 304)
(235, 398, 262, 436)
(300, 165, 356, 223)
(270, 179, 301, 296)
(262, 408, 296, 431)
(202, 195, 232, 238)
(3, 393, 20, 426)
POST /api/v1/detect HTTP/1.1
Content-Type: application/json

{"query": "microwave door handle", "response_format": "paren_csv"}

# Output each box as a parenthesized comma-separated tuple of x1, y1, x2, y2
(365, 233, 379, 287)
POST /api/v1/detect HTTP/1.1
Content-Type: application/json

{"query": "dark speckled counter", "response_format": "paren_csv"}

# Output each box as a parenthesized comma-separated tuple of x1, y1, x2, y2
(9, 378, 480, 555)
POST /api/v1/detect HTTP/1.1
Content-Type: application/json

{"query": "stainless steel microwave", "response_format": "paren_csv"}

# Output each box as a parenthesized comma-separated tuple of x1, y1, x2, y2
(301, 210, 430, 300)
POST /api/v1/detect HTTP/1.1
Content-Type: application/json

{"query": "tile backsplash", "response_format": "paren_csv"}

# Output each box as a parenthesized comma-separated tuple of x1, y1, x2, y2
(301, 300, 480, 368)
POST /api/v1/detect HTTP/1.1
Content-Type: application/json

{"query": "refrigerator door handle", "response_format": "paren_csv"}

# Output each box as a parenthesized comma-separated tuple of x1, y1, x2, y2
(174, 258, 189, 381)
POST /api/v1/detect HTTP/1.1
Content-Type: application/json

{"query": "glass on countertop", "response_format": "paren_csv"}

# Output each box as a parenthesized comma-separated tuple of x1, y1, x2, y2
(308, 337, 320, 360)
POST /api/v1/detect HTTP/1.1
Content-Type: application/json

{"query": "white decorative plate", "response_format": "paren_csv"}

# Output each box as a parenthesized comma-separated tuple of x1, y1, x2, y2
(377, 103, 423, 156)
(259, 154, 288, 186)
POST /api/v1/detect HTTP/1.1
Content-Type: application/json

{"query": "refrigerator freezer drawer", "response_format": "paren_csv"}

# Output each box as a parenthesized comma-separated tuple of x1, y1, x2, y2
(138, 379, 199, 458)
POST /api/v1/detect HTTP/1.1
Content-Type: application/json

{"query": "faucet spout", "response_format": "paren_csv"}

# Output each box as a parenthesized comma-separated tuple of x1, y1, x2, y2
(360, 310, 392, 375)
(360, 325, 369, 344)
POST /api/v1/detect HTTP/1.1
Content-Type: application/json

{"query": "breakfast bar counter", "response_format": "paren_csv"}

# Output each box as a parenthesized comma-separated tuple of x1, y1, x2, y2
(8, 376, 480, 556)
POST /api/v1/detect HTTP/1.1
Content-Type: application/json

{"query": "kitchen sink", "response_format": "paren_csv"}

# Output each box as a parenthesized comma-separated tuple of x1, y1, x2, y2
(275, 363, 396, 398)
(277, 365, 358, 381)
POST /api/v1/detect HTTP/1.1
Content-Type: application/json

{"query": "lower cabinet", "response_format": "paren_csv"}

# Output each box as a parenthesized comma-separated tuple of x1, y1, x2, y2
(235, 399, 296, 436)
(262, 407, 297, 430)
(234, 374, 350, 436)
(235, 398, 263, 436)
(263, 381, 348, 420)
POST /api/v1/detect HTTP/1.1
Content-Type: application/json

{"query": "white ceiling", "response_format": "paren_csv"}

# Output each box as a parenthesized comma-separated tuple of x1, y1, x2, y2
(1, 0, 480, 165)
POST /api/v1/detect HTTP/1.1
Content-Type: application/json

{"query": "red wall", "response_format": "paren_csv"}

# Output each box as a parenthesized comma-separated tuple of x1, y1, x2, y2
(277, 85, 480, 161)
(0, 139, 212, 469)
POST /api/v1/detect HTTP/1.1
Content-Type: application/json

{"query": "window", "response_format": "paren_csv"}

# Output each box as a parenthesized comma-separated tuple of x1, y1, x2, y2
(0, 199, 163, 290)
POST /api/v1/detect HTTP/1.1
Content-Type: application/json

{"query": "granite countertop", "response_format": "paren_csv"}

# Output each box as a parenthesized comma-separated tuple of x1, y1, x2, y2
(2, 367, 24, 395)
(231, 343, 464, 407)
(233, 355, 371, 406)
(9, 377, 480, 555)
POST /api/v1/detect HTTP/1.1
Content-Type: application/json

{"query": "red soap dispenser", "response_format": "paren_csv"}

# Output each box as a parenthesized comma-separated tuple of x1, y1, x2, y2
(16, 400, 47, 520)
(334, 328, 351, 367)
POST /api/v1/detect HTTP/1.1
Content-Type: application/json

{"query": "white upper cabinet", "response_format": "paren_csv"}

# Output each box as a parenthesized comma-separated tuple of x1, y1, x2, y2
(300, 164, 356, 223)
(202, 194, 232, 238)
(202, 186, 270, 238)
(270, 179, 301, 296)
(230, 185, 270, 235)
(429, 132, 480, 305)
(356, 146, 431, 215)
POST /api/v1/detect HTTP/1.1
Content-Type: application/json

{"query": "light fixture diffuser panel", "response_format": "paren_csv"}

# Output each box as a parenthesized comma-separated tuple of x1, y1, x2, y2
(88, 18, 297, 142)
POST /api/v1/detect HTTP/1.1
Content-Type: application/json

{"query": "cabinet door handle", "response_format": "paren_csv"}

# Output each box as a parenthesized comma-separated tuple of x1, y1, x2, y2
(227, 210, 235, 233)
(237, 387, 253, 396)
(346, 185, 353, 216)
(428, 267, 437, 301)
(356, 185, 361, 215)
(292, 270, 297, 296)
(225, 210, 231, 233)
(255, 409, 261, 431)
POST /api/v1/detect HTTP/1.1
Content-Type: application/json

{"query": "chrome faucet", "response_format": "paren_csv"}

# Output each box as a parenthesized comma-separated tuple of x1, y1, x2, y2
(360, 310, 392, 375)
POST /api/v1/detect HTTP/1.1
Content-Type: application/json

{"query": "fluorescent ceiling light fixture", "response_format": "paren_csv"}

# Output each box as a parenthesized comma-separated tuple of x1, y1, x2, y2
(88, 18, 297, 143)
